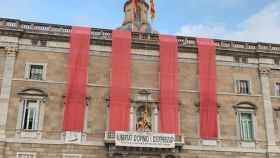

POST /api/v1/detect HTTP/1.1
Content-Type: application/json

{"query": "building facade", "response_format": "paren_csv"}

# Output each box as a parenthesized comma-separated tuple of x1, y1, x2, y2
(0, 0, 280, 158)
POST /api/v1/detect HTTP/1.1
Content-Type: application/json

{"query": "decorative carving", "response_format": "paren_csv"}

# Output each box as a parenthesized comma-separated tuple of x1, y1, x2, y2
(5, 46, 17, 52)
(259, 67, 271, 75)
(136, 104, 152, 131)
(4, 46, 18, 57)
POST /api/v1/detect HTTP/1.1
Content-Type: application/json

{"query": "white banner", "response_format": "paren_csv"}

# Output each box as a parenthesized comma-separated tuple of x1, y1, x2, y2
(65, 131, 82, 144)
(115, 131, 176, 148)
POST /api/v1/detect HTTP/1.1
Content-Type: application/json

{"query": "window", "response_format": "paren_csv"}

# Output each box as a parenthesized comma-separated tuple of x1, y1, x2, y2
(275, 58, 280, 65)
(63, 154, 81, 158)
(239, 113, 254, 141)
(16, 152, 35, 158)
(274, 109, 280, 136)
(21, 99, 40, 130)
(39, 40, 47, 47)
(234, 56, 248, 64)
(234, 103, 256, 144)
(29, 65, 43, 80)
(276, 82, 280, 96)
(31, 39, 38, 46)
(236, 80, 250, 94)
(25, 63, 46, 80)
(16, 88, 47, 139)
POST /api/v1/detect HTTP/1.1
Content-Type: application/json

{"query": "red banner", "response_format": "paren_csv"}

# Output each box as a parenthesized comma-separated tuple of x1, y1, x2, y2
(197, 38, 217, 139)
(159, 35, 179, 134)
(63, 26, 91, 131)
(109, 30, 131, 131)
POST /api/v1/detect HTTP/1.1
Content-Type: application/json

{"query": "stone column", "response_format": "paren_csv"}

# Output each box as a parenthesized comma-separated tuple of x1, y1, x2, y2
(259, 67, 276, 147)
(0, 47, 17, 139)
(153, 107, 159, 132)
(129, 106, 134, 131)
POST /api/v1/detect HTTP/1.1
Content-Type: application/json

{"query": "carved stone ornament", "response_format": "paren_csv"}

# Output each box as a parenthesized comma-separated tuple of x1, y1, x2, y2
(4, 46, 18, 56)
(259, 67, 271, 75)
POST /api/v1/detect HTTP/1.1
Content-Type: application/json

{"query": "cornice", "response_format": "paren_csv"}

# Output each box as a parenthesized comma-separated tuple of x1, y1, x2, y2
(0, 18, 280, 58)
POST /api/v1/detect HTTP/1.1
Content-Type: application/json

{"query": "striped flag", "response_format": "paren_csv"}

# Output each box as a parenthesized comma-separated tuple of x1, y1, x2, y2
(131, 0, 138, 31)
(150, 0, 156, 20)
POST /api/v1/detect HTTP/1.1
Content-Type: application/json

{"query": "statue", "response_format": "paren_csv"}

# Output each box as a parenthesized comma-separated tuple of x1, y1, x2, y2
(136, 104, 152, 132)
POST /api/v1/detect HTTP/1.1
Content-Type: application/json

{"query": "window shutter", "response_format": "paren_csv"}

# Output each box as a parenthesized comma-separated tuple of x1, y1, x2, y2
(21, 100, 27, 129)
(239, 113, 254, 141)
(236, 80, 240, 93)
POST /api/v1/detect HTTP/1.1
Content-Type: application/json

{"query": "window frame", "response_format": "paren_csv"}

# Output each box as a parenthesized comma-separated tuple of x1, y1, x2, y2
(274, 109, 280, 141)
(234, 107, 257, 143)
(16, 88, 47, 139)
(21, 99, 40, 131)
(275, 58, 280, 65)
(235, 79, 251, 95)
(234, 56, 248, 64)
(239, 112, 254, 142)
(24, 62, 47, 81)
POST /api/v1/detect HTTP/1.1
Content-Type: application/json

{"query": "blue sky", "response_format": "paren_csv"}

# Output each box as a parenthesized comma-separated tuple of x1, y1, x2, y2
(0, 0, 280, 43)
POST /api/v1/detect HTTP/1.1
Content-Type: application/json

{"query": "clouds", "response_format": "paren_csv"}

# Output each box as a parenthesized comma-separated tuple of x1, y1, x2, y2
(177, 24, 226, 39)
(177, 1, 280, 43)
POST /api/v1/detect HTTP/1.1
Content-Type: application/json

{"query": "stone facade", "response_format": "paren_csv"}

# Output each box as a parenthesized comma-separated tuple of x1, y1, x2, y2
(0, 16, 280, 158)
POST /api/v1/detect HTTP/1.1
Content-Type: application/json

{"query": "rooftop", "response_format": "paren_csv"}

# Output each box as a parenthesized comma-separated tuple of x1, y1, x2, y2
(0, 17, 280, 58)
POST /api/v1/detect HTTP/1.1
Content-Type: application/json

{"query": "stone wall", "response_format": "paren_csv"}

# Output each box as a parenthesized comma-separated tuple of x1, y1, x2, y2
(1, 142, 107, 158)
(0, 48, 5, 93)
(0, 49, 5, 78)
(180, 150, 268, 158)
(4, 45, 275, 148)
(0, 28, 279, 157)
(1, 142, 280, 158)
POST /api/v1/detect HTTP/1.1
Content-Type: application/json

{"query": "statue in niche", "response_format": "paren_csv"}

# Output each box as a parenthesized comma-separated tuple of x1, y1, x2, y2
(136, 104, 152, 132)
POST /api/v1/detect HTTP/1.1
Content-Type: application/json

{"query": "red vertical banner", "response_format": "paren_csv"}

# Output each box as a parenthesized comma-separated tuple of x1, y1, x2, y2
(109, 30, 131, 131)
(63, 26, 91, 131)
(197, 38, 217, 139)
(159, 35, 179, 134)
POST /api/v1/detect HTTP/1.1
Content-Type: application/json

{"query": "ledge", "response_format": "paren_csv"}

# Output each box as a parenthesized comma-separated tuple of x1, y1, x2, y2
(0, 18, 280, 57)
(15, 130, 42, 139)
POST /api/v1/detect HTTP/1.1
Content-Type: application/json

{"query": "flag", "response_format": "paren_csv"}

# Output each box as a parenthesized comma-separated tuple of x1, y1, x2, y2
(150, 0, 156, 20)
(132, 0, 138, 20)
(131, 0, 138, 31)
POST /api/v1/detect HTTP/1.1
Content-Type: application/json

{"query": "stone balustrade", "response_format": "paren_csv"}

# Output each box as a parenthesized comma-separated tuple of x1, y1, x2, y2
(0, 18, 280, 53)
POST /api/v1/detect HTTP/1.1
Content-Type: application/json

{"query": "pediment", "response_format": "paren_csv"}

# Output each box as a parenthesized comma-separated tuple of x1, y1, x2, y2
(17, 88, 48, 97)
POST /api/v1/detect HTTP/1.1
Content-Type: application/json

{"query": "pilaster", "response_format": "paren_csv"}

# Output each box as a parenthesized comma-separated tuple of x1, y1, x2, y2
(259, 67, 276, 148)
(0, 46, 17, 139)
